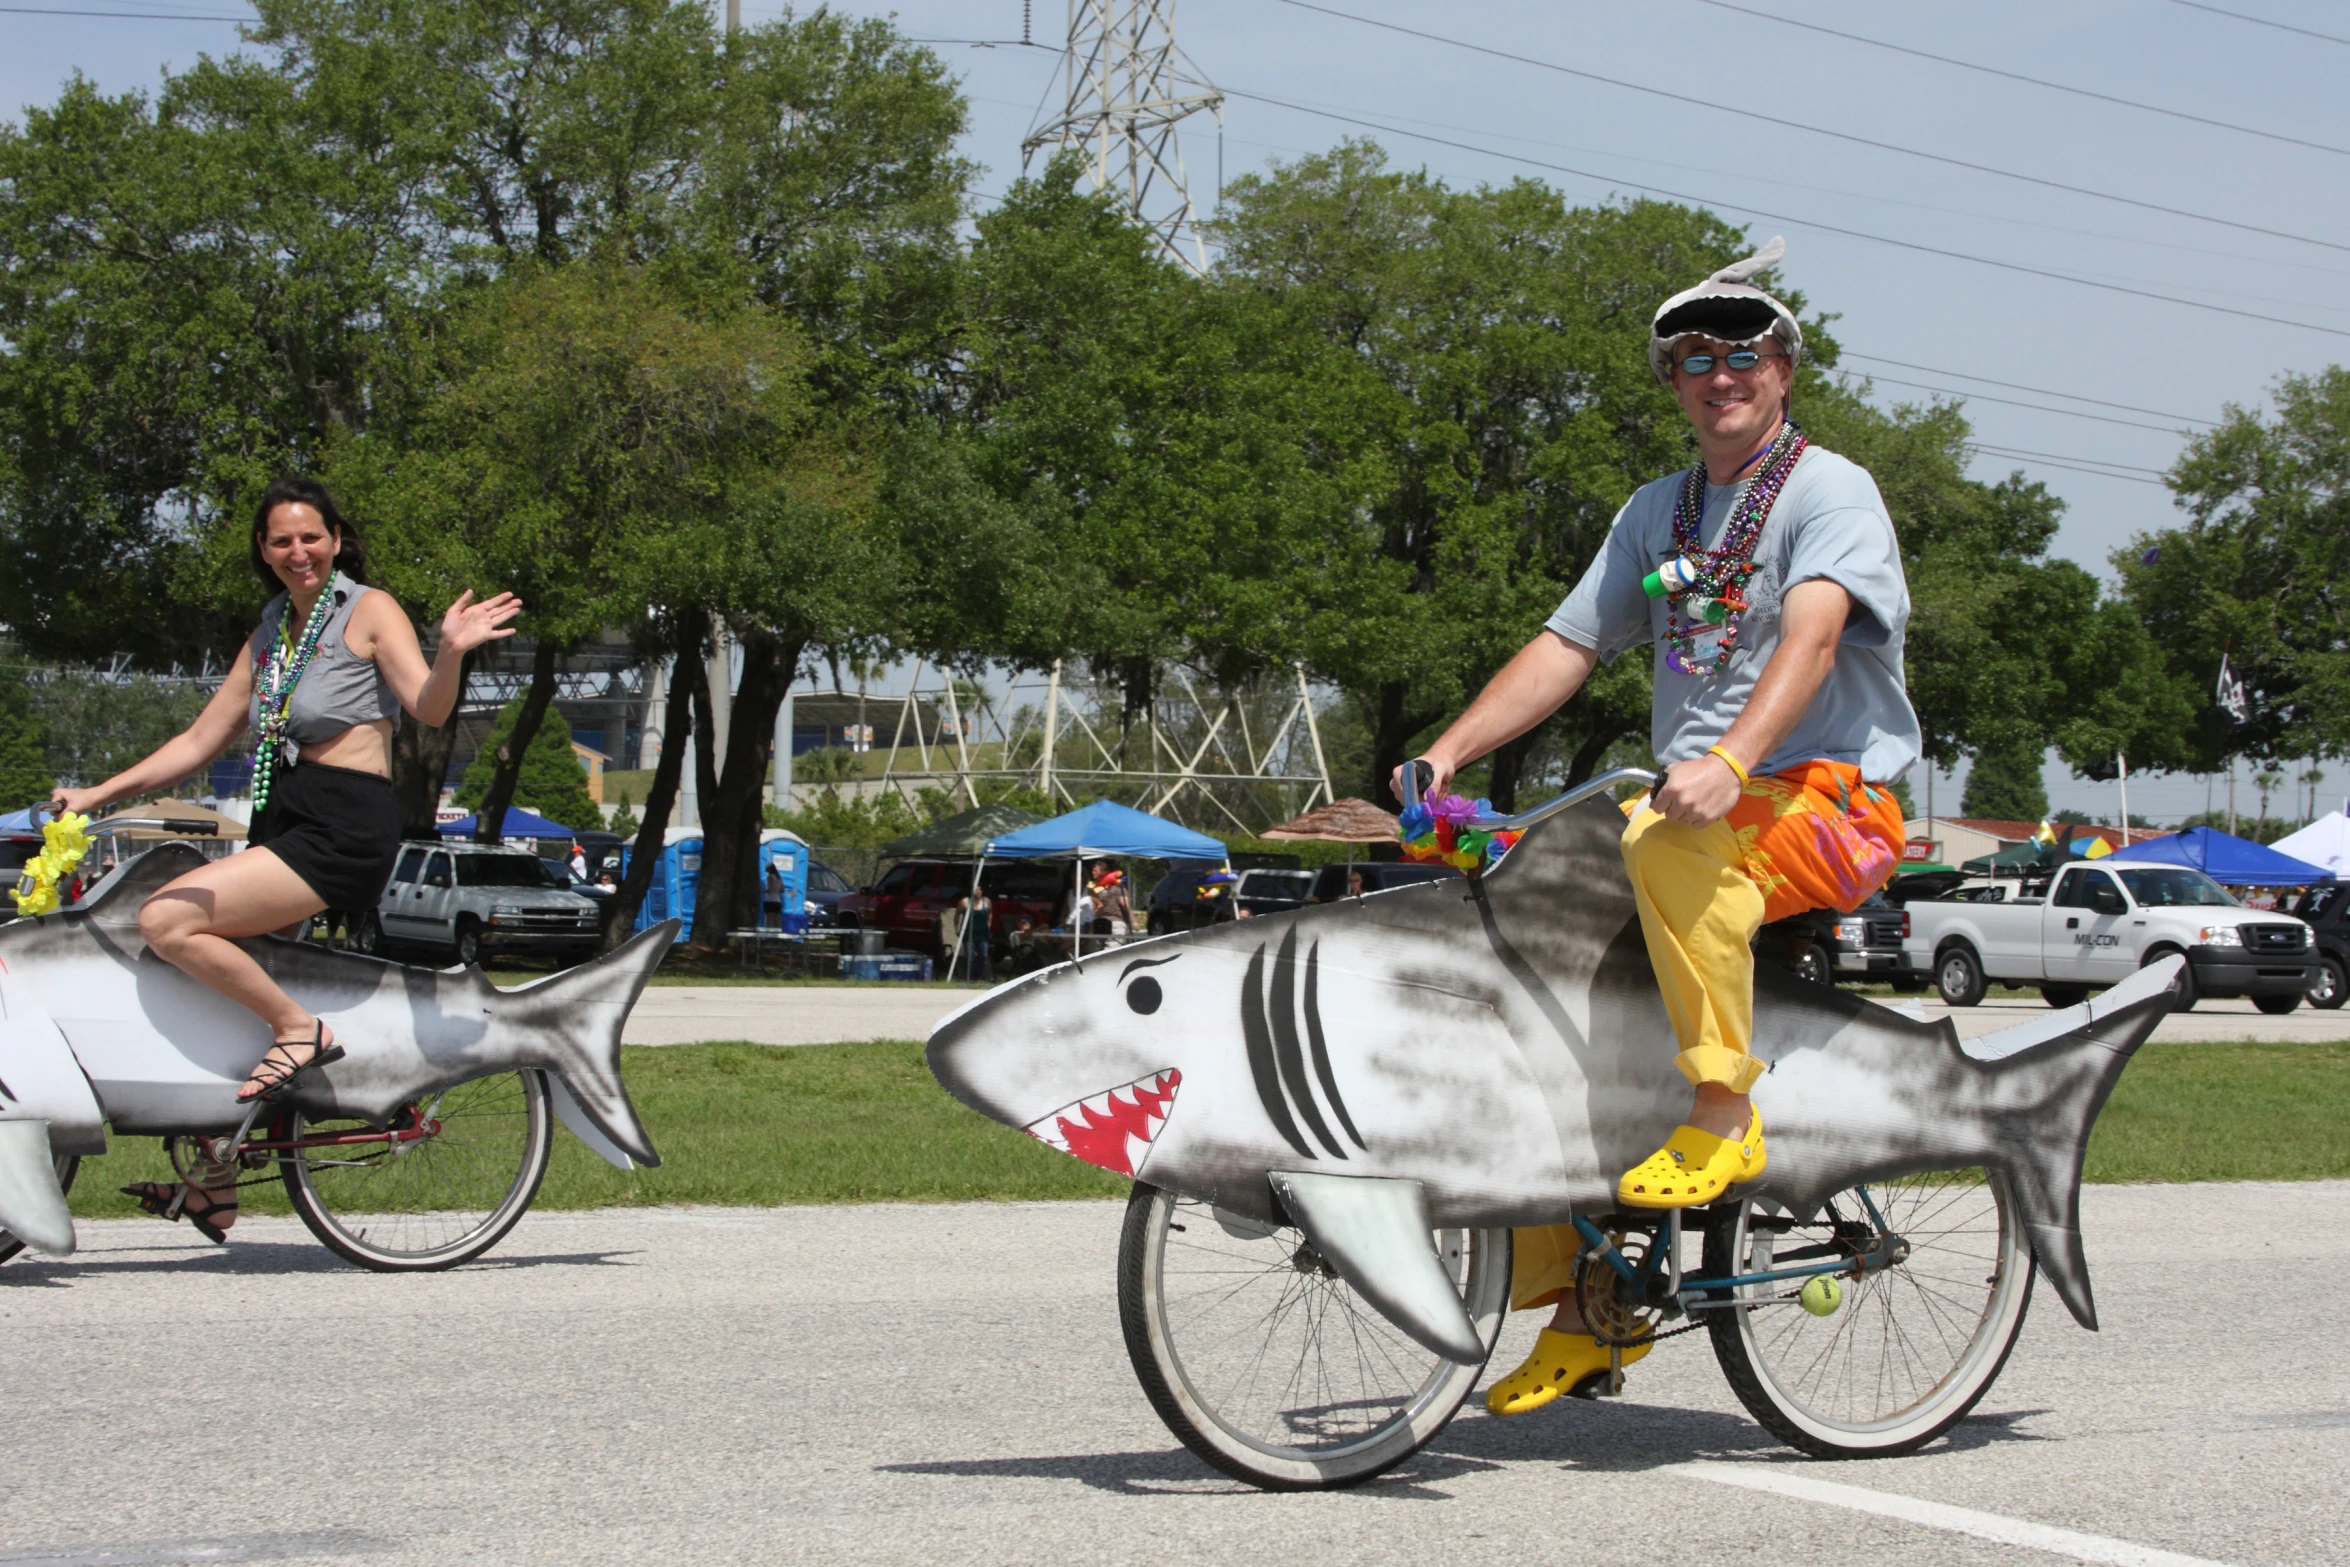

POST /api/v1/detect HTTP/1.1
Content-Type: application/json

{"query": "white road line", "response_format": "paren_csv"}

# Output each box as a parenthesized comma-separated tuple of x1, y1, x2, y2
(1672, 1462, 2234, 1567)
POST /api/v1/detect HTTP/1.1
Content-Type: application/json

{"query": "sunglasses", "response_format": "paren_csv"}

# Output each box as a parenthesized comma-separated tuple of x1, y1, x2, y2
(1677, 348, 1784, 376)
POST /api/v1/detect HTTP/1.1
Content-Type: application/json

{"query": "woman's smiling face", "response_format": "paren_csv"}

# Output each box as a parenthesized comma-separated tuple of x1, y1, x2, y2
(257, 501, 340, 596)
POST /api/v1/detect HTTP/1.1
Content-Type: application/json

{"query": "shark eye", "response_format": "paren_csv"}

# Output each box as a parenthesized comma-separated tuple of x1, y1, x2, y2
(1126, 976, 1163, 1015)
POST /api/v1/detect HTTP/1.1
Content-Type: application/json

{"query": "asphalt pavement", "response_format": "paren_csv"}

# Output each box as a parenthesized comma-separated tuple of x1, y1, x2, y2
(2, 1182, 2340, 1565)
(622, 982, 2350, 1048)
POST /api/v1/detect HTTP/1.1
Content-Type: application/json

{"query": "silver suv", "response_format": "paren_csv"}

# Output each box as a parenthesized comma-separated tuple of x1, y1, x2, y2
(360, 840, 603, 967)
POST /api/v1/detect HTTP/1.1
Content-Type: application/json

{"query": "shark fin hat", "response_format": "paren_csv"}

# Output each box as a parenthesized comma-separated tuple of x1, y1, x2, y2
(1647, 234, 1802, 385)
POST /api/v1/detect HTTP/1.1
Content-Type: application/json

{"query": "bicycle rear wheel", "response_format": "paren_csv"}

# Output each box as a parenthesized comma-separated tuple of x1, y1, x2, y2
(280, 1070, 550, 1272)
(0, 1154, 77, 1265)
(1702, 1171, 2032, 1457)
(1118, 1183, 1509, 1490)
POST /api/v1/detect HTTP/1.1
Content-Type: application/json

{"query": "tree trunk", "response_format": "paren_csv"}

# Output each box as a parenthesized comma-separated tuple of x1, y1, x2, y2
(607, 613, 704, 948)
(388, 636, 469, 838)
(689, 629, 803, 955)
(474, 637, 562, 842)
(1563, 721, 1630, 788)
(1486, 727, 1542, 814)
(1367, 681, 1441, 809)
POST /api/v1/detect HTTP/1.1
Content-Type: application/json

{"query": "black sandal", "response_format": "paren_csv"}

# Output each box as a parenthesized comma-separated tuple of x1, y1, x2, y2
(121, 1181, 239, 1245)
(236, 1021, 346, 1103)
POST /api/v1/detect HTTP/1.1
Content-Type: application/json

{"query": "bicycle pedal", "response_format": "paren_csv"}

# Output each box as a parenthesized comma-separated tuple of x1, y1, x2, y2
(1568, 1371, 1617, 1401)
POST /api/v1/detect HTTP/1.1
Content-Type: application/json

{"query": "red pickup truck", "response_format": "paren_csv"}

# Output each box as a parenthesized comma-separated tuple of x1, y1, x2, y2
(834, 859, 1070, 955)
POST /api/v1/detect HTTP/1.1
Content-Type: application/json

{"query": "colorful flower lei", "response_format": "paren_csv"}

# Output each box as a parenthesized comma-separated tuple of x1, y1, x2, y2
(1397, 793, 1521, 874)
(12, 811, 92, 917)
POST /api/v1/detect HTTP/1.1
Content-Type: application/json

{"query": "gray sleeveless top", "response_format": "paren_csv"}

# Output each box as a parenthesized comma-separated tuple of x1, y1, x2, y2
(247, 574, 401, 744)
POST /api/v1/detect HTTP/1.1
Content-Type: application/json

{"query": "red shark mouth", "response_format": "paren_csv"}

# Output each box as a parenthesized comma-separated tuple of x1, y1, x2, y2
(1024, 1069, 1181, 1177)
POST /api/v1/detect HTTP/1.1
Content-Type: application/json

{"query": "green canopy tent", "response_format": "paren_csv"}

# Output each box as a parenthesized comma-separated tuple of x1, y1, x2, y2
(877, 803, 1045, 860)
(1961, 838, 2068, 875)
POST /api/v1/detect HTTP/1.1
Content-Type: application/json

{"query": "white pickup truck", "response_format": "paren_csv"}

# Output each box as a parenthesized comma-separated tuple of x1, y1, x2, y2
(1903, 858, 2318, 1013)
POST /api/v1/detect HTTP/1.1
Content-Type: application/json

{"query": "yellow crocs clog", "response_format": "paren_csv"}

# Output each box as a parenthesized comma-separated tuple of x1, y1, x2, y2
(1485, 1328, 1651, 1416)
(1616, 1115, 1765, 1209)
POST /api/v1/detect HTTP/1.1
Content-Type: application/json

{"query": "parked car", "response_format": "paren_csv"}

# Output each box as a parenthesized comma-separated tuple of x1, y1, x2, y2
(1306, 861, 1464, 903)
(362, 840, 604, 967)
(834, 858, 1067, 956)
(2290, 881, 2347, 1010)
(1756, 892, 1915, 989)
(803, 859, 856, 926)
(1903, 858, 2316, 1012)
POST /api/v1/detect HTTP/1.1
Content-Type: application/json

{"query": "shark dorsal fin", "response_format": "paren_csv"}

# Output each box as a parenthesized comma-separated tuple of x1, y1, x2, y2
(70, 842, 211, 929)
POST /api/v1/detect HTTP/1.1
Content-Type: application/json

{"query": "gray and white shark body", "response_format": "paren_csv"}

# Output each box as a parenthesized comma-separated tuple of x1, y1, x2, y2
(0, 842, 671, 1256)
(929, 794, 2171, 1354)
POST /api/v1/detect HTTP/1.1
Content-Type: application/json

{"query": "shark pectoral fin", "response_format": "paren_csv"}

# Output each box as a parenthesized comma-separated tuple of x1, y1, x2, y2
(547, 1075, 634, 1172)
(1268, 1172, 1486, 1365)
(0, 1120, 75, 1256)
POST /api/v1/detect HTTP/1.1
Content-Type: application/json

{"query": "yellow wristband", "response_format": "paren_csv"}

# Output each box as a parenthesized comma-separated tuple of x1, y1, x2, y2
(1707, 745, 1751, 785)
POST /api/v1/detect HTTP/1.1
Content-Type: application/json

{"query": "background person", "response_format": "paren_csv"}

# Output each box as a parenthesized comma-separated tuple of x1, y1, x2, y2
(51, 476, 521, 1241)
(1401, 238, 1918, 1414)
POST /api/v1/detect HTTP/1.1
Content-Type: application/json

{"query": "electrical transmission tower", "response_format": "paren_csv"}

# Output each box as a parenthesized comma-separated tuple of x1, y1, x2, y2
(1025, 1, 1224, 273)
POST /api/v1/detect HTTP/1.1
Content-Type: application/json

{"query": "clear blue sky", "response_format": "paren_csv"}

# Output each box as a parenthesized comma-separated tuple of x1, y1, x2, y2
(8, 0, 2343, 824)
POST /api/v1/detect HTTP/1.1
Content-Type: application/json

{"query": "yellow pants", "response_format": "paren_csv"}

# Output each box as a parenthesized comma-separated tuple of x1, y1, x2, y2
(1510, 761, 1905, 1312)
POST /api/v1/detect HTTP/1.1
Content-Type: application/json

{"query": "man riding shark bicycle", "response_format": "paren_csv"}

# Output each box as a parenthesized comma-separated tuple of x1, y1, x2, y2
(1400, 237, 1916, 1417)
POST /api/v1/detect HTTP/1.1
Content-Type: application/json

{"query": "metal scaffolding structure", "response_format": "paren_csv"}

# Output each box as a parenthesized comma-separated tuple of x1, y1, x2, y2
(795, 660, 1335, 835)
(1025, 0, 1224, 274)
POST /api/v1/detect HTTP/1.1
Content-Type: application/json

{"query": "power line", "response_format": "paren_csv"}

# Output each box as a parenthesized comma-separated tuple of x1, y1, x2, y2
(1267, 0, 2350, 257)
(1837, 355, 2217, 426)
(1223, 84, 2350, 340)
(1249, 86, 2350, 283)
(0, 5, 249, 16)
(2162, 0, 2350, 48)
(1968, 442, 2171, 483)
(1839, 371, 2191, 434)
(1689, 0, 2350, 159)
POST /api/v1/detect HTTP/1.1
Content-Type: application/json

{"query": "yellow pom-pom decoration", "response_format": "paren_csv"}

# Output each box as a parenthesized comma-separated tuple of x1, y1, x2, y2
(12, 810, 92, 918)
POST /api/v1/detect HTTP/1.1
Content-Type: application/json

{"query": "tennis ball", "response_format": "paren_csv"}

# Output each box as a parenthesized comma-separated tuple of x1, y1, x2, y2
(1800, 1275, 1843, 1317)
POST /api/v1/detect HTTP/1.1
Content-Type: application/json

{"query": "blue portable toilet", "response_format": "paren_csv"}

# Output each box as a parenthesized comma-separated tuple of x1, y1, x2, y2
(629, 830, 808, 942)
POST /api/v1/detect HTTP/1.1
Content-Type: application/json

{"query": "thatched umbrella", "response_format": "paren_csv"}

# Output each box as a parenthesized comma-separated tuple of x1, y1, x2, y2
(1260, 797, 1399, 843)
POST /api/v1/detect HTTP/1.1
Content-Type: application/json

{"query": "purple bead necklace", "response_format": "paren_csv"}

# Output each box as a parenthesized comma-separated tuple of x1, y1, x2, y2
(1663, 421, 1807, 677)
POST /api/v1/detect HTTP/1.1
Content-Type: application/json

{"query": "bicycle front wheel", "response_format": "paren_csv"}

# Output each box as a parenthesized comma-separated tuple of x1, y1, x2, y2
(280, 1070, 551, 1272)
(1703, 1171, 2032, 1457)
(1118, 1183, 1509, 1491)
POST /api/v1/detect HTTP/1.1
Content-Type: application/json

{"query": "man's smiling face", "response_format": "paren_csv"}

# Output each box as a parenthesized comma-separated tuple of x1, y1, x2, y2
(1668, 333, 1794, 455)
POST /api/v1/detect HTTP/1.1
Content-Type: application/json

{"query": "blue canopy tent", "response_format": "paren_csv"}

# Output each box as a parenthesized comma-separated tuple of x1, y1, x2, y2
(2115, 825, 2331, 886)
(979, 800, 1228, 968)
(0, 808, 37, 833)
(438, 807, 585, 842)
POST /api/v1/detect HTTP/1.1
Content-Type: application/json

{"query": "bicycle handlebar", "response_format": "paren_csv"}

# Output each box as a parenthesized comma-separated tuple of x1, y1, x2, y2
(1399, 760, 1658, 832)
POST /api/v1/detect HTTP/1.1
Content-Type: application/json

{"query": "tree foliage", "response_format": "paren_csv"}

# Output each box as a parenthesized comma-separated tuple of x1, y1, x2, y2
(2123, 366, 2350, 775)
(454, 695, 601, 833)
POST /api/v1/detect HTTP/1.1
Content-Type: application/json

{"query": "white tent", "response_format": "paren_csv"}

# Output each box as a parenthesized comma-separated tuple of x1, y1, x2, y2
(2271, 812, 2350, 878)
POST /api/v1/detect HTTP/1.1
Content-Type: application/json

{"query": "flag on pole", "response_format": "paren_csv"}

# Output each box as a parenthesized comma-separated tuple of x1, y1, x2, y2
(2216, 654, 2251, 725)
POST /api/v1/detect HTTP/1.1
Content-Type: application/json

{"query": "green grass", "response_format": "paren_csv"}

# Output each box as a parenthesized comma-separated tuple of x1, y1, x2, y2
(483, 970, 988, 989)
(66, 1041, 1125, 1221)
(60, 1039, 2350, 1224)
(2086, 1041, 2350, 1183)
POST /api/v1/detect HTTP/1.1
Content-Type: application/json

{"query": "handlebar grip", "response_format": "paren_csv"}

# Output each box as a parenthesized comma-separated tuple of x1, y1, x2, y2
(1402, 759, 1433, 808)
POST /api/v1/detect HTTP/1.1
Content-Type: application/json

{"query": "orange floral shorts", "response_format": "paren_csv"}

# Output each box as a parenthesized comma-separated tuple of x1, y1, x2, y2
(1726, 758, 1907, 923)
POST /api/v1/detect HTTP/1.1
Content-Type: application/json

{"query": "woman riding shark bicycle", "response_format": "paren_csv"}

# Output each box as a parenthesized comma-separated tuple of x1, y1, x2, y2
(48, 477, 521, 1242)
(1396, 238, 1913, 1416)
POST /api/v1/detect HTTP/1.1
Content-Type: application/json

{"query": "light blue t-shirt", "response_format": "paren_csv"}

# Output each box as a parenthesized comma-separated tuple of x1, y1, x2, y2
(1545, 444, 1922, 782)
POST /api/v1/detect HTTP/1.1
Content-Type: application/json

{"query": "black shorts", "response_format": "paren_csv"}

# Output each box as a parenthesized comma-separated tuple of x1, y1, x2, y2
(248, 762, 402, 911)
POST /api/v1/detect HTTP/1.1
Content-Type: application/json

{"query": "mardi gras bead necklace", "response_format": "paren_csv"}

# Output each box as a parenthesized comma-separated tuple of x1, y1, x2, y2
(1646, 420, 1807, 678)
(252, 576, 339, 812)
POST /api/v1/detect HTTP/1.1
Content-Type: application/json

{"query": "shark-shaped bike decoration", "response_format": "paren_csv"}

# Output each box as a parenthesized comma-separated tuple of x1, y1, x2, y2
(929, 772, 2173, 1488)
(0, 842, 671, 1271)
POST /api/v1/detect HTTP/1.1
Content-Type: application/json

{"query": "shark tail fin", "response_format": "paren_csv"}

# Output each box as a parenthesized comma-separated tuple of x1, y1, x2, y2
(507, 920, 677, 1168)
(1968, 956, 2179, 1330)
